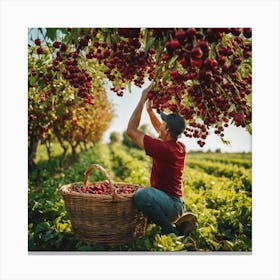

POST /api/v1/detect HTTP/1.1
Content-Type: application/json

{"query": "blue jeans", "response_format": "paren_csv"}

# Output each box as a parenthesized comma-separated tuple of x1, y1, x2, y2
(134, 187, 186, 234)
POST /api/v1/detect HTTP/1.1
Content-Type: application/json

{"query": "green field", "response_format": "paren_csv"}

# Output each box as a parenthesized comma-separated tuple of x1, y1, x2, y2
(28, 142, 252, 252)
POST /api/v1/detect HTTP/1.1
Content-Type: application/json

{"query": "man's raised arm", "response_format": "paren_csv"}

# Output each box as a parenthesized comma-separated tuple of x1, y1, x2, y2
(126, 84, 153, 149)
(146, 100, 161, 134)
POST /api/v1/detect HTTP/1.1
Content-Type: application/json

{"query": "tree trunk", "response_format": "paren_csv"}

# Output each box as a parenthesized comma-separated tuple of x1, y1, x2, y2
(28, 136, 39, 168)
(70, 142, 79, 159)
(45, 140, 52, 160)
(79, 141, 86, 151)
(57, 137, 68, 168)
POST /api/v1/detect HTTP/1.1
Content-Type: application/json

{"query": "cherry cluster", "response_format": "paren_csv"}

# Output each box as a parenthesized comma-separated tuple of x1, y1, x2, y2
(73, 181, 138, 195)
(32, 28, 252, 147)
(52, 43, 94, 105)
(33, 36, 95, 105)
(83, 28, 155, 96)
(148, 28, 252, 147)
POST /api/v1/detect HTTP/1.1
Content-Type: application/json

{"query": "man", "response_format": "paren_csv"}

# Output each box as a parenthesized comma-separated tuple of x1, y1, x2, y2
(126, 84, 197, 236)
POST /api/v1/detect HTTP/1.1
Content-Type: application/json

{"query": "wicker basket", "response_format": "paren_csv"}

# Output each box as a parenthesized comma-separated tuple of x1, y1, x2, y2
(59, 164, 147, 247)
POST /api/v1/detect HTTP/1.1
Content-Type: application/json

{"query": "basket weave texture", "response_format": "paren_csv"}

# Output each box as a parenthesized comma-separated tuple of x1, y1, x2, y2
(60, 164, 147, 247)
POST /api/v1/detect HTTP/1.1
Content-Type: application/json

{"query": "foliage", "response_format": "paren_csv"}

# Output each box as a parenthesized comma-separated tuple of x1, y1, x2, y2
(28, 45, 113, 165)
(122, 124, 153, 149)
(29, 27, 252, 149)
(109, 131, 121, 144)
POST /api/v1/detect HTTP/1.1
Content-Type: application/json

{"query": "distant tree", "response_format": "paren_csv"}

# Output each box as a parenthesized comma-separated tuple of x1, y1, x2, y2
(122, 131, 139, 149)
(215, 148, 222, 153)
(110, 131, 121, 143)
(122, 124, 152, 149)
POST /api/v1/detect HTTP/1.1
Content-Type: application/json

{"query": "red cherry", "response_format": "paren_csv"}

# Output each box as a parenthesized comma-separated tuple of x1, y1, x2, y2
(36, 47, 44, 54)
(186, 28, 197, 37)
(191, 59, 202, 68)
(243, 51, 251, 59)
(175, 30, 186, 41)
(166, 39, 180, 51)
(191, 47, 203, 60)
(234, 57, 242, 65)
(231, 28, 241, 36)
(203, 58, 213, 69)
(35, 39, 41, 46)
(170, 69, 179, 79)
(243, 28, 252, 38)
(162, 54, 170, 61)
(53, 41, 61, 48)
(60, 43, 67, 52)
(196, 40, 210, 53)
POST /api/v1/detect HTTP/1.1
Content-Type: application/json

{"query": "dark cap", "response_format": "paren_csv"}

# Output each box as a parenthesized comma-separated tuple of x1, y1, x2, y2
(160, 112, 186, 136)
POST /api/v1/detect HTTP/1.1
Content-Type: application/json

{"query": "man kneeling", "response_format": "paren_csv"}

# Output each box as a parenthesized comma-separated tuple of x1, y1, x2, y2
(126, 84, 197, 236)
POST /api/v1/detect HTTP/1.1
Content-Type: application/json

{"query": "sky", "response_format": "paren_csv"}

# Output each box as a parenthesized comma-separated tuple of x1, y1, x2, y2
(102, 80, 252, 153)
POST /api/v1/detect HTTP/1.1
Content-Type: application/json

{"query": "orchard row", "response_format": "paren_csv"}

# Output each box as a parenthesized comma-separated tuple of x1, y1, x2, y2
(28, 142, 251, 251)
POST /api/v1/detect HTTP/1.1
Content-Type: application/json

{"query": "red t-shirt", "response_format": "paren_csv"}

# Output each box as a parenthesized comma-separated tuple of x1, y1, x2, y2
(143, 134, 186, 197)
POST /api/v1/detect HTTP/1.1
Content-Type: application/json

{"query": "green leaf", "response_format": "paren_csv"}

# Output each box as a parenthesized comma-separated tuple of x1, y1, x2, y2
(34, 222, 50, 234)
(66, 28, 79, 46)
(208, 239, 220, 250)
(145, 36, 156, 56)
(46, 28, 58, 41)
(155, 46, 163, 64)
(223, 240, 234, 251)
(143, 237, 151, 248)
(38, 28, 45, 38)
(168, 55, 178, 68)
(246, 92, 252, 106)
(58, 28, 67, 35)
(246, 124, 252, 134)
(29, 75, 38, 85)
(76, 244, 94, 251)
(162, 70, 170, 84)
(222, 229, 234, 239)
(176, 61, 185, 75)
(38, 79, 46, 88)
(221, 137, 231, 145)
(127, 81, 132, 93)
(104, 30, 112, 46)
(43, 230, 54, 242)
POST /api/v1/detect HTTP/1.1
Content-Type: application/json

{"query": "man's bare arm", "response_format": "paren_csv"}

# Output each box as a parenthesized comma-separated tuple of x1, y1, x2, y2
(126, 84, 153, 149)
(146, 100, 161, 134)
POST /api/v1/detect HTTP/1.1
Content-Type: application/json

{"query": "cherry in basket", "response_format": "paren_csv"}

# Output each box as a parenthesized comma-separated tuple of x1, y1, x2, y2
(73, 182, 137, 195)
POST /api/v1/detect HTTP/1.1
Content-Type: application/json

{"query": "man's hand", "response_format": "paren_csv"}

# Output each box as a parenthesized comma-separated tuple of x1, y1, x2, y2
(146, 99, 153, 112)
(126, 82, 155, 149)
(141, 82, 154, 101)
(146, 99, 161, 134)
(126, 83, 153, 149)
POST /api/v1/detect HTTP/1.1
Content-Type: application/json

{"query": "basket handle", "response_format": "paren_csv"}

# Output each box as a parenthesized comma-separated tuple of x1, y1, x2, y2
(83, 164, 120, 200)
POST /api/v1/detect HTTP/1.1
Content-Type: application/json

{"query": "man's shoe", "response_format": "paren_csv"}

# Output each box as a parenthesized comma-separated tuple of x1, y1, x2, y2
(175, 213, 198, 236)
